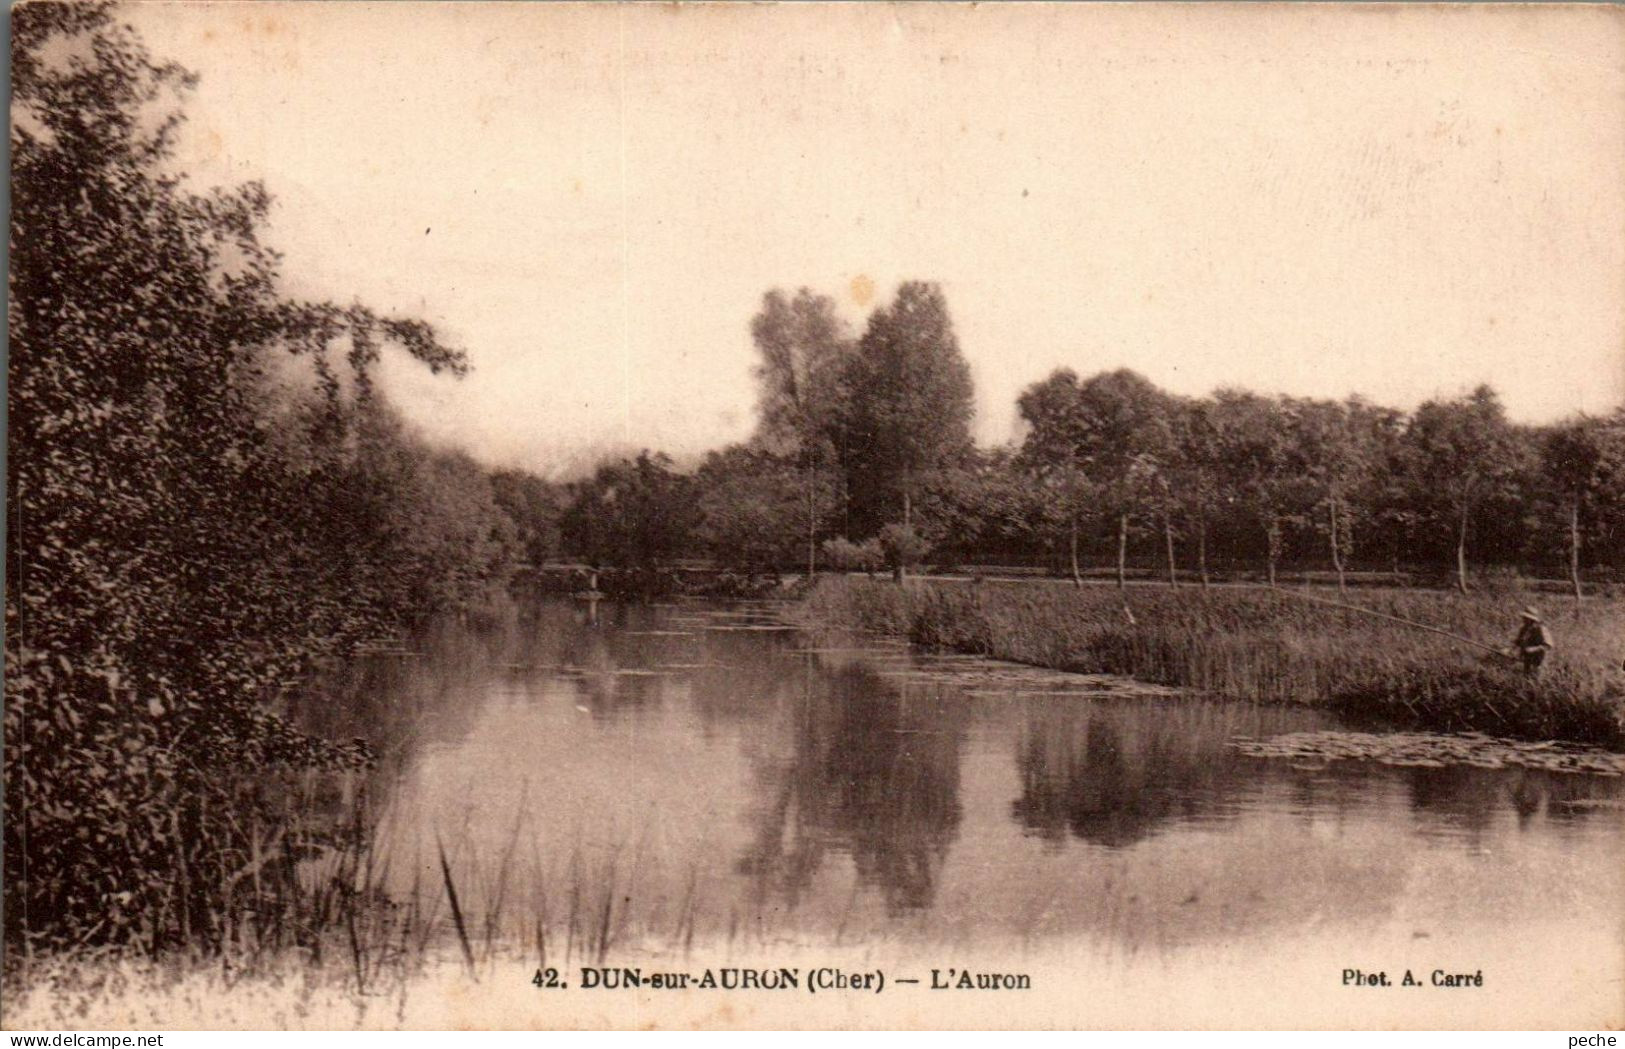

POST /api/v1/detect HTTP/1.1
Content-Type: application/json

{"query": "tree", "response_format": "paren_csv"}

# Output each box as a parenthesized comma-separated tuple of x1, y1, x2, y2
(1171, 399, 1225, 588)
(821, 537, 885, 578)
(1017, 369, 1098, 585)
(915, 448, 1046, 571)
(1148, 397, 1191, 589)
(1016, 369, 1180, 591)
(1209, 390, 1295, 587)
(490, 469, 563, 568)
(1363, 412, 1426, 582)
(1593, 409, 1625, 570)
(7, 3, 486, 949)
(1403, 386, 1520, 593)
(559, 451, 696, 574)
(377, 439, 518, 613)
(1073, 370, 1178, 590)
(842, 282, 975, 549)
(693, 445, 835, 573)
(750, 288, 853, 574)
(1285, 397, 1384, 595)
(1539, 414, 1625, 606)
(877, 523, 930, 584)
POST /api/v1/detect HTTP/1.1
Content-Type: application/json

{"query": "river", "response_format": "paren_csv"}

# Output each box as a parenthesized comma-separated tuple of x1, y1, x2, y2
(293, 595, 1624, 1026)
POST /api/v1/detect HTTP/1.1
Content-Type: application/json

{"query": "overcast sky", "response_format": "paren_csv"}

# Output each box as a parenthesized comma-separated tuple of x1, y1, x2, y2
(133, 3, 1625, 474)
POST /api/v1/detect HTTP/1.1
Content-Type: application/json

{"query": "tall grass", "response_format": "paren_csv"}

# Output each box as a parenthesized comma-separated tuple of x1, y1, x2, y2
(1, 775, 716, 1024)
(797, 577, 1625, 748)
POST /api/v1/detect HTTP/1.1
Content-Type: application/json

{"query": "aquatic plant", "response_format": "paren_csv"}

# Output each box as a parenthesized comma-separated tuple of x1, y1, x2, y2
(796, 578, 1625, 748)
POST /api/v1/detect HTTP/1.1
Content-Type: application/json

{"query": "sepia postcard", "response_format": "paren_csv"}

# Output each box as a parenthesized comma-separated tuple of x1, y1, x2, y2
(5, 0, 1624, 1032)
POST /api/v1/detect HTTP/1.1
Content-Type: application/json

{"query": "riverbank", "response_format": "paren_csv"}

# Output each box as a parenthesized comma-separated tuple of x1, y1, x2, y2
(524, 563, 798, 599)
(794, 578, 1625, 749)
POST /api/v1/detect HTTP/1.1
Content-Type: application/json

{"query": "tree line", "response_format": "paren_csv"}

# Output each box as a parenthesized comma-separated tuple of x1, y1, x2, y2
(552, 286, 1625, 596)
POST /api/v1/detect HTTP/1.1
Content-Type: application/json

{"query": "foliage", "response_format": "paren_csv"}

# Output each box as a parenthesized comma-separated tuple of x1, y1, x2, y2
(748, 289, 852, 572)
(1206, 389, 1296, 584)
(489, 468, 563, 567)
(1017, 368, 1179, 584)
(692, 445, 835, 573)
(749, 288, 853, 462)
(558, 451, 696, 572)
(1015, 368, 1100, 577)
(1282, 396, 1392, 591)
(821, 537, 885, 576)
(914, 450, 1047, 566)
(632, 277, 1624, 590)
(1402, 386, 1524, 592)
(877, 523, 931, 581)
(1536, 413, 1625, 587)
(841, 281, 975, 532)
(6, 3, 514, 951)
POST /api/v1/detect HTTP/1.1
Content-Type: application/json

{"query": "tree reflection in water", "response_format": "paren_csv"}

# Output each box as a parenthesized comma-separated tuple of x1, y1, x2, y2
(1406, 763, 1618, 841)
(1011, 705, 1241, 848)
(738, 660, 966, 916)
(290, 599, 1625, 951)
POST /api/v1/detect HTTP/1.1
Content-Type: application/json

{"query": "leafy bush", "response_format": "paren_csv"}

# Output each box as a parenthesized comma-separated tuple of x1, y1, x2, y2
(877, 524, 930, 578)
(6, 4, 516, 953)
(820, 537, 885, 576)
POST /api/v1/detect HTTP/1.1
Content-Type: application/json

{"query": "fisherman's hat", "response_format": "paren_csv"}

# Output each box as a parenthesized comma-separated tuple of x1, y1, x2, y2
(1521, 606, 1541, 620)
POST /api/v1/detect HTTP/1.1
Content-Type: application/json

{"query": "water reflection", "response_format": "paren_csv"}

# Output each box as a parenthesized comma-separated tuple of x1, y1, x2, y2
(1014, 717, 1216, 848)
(1405, 762, 1625, 841)
(739, 662, 965, 914)
(291, 597, 1625, 953)
(1008, 695, 1624, 852)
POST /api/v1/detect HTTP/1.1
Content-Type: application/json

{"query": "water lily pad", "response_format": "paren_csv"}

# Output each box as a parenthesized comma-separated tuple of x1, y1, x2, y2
(1230, 730, 1625, 776)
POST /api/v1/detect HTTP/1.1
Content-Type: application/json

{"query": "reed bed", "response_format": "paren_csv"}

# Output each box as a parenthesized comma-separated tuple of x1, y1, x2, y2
(796, 577, 1625, 748)
(1, 780, 757, 1026)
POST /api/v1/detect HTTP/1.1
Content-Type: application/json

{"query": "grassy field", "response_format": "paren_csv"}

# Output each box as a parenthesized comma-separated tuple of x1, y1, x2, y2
(796, 577, 1625, 748)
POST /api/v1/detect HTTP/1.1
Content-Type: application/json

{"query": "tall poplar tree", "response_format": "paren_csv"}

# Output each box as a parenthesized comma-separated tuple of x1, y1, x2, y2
(842, 281, 974, 547)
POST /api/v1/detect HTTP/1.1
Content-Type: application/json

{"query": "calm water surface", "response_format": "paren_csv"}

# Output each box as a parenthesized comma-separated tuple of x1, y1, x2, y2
(300, 596, 1624, 957)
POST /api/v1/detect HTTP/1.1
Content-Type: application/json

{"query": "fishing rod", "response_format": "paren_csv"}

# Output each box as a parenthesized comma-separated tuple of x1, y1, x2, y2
(1252, 585, 1516, 661)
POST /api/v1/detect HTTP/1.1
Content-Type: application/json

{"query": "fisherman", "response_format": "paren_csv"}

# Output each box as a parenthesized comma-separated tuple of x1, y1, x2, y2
(1509, 607, 1553, 674)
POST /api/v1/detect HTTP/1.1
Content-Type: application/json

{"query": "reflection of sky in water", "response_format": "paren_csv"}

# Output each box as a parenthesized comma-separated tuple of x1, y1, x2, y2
(299, 599, 1624, 954)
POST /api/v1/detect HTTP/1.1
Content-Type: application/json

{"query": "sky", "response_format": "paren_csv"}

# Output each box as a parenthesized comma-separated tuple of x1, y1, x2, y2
(130, 2, 1625, 475)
